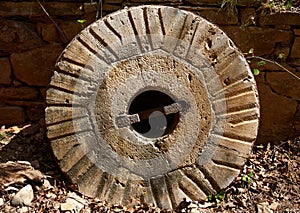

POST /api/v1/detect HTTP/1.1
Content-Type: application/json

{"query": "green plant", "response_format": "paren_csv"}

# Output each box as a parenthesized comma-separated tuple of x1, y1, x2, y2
(253, 68, 260, 76)
(278, 53, 285, 59)
(77, 19, 87, 28)
(244, 48, 300, 81)
(77, 19, 87, 24)
(285, 0, 294, 9)
(241, 171, 254, 184)
(0, 133, 4, 140)
(264, 0, 296, 10)
(207, 190, 226, 203)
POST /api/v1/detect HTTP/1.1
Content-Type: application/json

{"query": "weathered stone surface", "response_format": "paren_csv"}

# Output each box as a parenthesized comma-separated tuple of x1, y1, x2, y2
(266, 72, 300, 100)
(183, 0, 263, 6)
(46, 5, 259, 210)
(184, 0, 222, 5)
(58, 21, 85, 42)
(36, 23, 60, 43)
(105, 0, 123, 3)
(0, 19, 44, 55)
(102, 3, 123, 11)
(0, 2, 96, 17)
(240, 8, 256, 26)
(291, 37, 300, 58)
(180, 6, 238, 25)
(65, 192, 88, 212)
(222, 26, 293, 55)
(294, 29, 300, 36)
(11, 43, 64, 86)
(237, 0, 265, 6)
(274, 25, 291, 30)
(0, 161, 43, 188)
(290, 59, 300, 66)
(255, 74, 297, 143)
(0, 87, 40, 101)
(36, 20, 86, 43)
(259, 11, 300, 26)
(11, 184, 34, 206)
(26, 105, 46, 121)
(60, 202, 75, 212)
(0, 106, 25, 125)
(0, 57, 12, 85)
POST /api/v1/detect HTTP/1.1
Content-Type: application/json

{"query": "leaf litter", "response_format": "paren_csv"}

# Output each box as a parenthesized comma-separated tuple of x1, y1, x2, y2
(0, 123, 299, 212)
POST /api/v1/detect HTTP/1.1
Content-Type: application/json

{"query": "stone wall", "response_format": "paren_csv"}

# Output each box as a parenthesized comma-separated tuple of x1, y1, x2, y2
(0, 0, 299, 144)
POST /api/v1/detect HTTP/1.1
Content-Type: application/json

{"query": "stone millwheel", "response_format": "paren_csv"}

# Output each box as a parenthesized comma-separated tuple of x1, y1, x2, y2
(45, 5, 259, 210)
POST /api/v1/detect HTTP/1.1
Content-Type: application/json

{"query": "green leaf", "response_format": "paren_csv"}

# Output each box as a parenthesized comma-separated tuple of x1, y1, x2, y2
(218, 190, 226, 199)
(257, 61, 265, 66)
(248, 48, 254, 54)
(253, 68, 260, 76)
(278, 53, 285, 59)
(242, 174, 249, 183)
(77, 19, 87, 24)
(242, 174, 253, 183)
(257, 61, 266, 66)
(207, 194, 213, 201)
(248, 171, 254, 178)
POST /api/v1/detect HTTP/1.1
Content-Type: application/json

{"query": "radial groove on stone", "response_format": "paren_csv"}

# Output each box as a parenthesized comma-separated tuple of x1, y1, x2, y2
(46, 5, 260, 210)
(150, 176, 172, 209)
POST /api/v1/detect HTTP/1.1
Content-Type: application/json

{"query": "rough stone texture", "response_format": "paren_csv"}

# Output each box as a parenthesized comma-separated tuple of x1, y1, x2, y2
(222, 26, 293, 55)
(0, 0, 297, 146)
(180, 6, 238, 25)
(0, 161, 43, 188)
(0, 57, 12, 85)
(184, 0, 263, 6)
(58, 21, 86, 42)
(0, 106, 26, 125)
(36, 23, 60, 43)
(291, 37, 300, 58)
(11, 43, 64, 86)
(26, 105, 46, 122)
(184, 0, 222, 5)
(259, 11, 300, 26)
(0, 87, 40, 101)
(46, 5, 259, 210)
(294, 29, 300, 36)
(11, 184, 34, 206)
(255, 74, 297, 143)
(0, 2, 94, 17)
(0, 19, 44, 56)
(240, 8, 256, 26)
(266, 72, 300, 100)
(237, 0, 265, 6)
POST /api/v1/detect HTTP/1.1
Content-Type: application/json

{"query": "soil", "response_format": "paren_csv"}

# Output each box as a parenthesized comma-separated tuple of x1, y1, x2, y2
(0, 122, 299, 212)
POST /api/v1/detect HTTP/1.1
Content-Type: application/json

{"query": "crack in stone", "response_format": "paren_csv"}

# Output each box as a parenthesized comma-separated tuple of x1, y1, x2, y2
(264, 72, 297, 101)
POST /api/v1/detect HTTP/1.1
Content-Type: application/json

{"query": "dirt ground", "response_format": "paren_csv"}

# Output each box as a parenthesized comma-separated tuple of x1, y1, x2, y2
(0, 122, 299, 212)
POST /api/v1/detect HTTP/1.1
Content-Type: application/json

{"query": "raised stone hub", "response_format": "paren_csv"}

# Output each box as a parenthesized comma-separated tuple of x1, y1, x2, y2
(45, 5, 260, 210)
